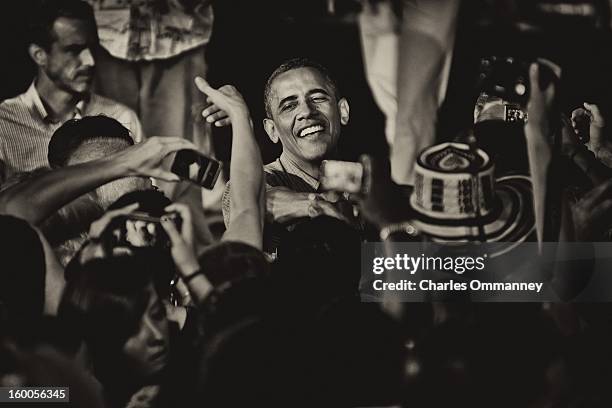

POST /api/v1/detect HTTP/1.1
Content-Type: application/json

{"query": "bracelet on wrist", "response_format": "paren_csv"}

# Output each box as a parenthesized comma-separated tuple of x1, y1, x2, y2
(183, 269, 204, 284)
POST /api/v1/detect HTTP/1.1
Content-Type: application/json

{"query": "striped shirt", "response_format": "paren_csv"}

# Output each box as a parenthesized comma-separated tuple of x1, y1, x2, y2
(221, 152, 321, 226)
(0, 82, 143, 184)
(220, 153, 365, 256)
(262, 153, 321, 192)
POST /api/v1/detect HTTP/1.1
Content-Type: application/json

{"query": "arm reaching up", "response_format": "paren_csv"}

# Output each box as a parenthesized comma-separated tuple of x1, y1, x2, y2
(0, 137, 198, 226)
(195, 77, 265, 249)
(524, 60, 561, 244)
(572, 102, 612, 167)
(160, 203, 214, 306)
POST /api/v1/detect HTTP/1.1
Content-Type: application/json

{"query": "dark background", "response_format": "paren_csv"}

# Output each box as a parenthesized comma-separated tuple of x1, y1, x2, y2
(2, 0, 612, 165)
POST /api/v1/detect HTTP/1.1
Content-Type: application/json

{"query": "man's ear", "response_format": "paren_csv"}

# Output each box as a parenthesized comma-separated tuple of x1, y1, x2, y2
(28, 44, 47, 67)
(263, 118, 279, 144)
(338, 98, 350, 125)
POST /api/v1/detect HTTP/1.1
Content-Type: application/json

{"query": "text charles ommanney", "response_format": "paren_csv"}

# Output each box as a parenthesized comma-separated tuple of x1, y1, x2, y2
(372, 279, 544, 293)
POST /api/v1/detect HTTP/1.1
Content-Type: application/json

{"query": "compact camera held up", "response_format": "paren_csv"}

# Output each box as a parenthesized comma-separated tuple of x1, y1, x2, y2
(477, 56, 557, 113)
(100, 211, 183, 250)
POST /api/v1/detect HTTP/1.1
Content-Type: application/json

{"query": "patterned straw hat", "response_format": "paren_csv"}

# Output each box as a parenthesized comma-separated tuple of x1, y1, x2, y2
(410, 142, 535, 253)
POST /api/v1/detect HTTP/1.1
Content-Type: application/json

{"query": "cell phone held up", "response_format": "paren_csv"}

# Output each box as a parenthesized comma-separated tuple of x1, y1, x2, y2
(320, 160, 364, 194)
(170, 149, 222, 189)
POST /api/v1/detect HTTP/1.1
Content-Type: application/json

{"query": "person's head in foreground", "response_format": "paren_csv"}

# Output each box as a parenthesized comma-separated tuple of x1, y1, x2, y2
(48, 115, 151, 209)
(58, 256, 172, 404)
(197, 241, 272, 334)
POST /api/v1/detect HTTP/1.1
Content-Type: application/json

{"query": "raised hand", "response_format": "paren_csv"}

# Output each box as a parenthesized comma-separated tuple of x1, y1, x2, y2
(195, 76, 250, 127)
(116, 136, 199, 181)
(572, 102, 605, 149)
(160, 203, 199, 276)
(88, 203, 139, 240)
(79, 203, 140, 263)
(524, 59, 562, 244)
(160, 203, 214, 303)
(571, 102, 604, 132)
(560, 113, 582, 156)
(355, 154, 408, 228)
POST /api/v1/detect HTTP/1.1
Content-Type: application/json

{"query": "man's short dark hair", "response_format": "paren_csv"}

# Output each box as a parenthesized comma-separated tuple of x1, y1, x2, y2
(264, 58, 340, 118)
(48, 115, 134, 168)
(29, 0, 97, 50)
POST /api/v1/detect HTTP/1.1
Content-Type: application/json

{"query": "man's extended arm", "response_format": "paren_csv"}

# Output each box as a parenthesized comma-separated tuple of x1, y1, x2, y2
(195, 77, 265, 249)
(0, 137, 198, 226)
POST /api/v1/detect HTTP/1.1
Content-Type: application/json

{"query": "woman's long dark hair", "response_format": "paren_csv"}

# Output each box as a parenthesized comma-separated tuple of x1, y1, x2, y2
(58, 256, 155, 396)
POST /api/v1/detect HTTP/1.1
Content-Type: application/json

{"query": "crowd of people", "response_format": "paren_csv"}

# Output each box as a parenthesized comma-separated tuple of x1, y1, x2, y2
(3, 0, 612, 407)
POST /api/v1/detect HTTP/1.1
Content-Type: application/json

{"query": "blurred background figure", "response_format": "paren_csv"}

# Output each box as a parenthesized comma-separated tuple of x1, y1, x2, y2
(85, 0, 225, 235)
(86, 0, 214, 156)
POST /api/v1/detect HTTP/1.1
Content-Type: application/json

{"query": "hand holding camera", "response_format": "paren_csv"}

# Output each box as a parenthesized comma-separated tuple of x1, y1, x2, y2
(159, 203, 199, 278)
(98, 210, 183, 252)
(320, 160, 365, 194)
(117, 136, 199, 182)
(79, 203, 141, 263)
(571, 102, 604, 145)
(319, 156, 408, 228)
(112, 136, 222, 189)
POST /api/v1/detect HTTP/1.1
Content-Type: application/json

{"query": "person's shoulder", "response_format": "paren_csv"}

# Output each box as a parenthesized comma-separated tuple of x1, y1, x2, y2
(0, 92, 25, 106)
(0, 92, 28, 117)
(263, 160, 287, 187)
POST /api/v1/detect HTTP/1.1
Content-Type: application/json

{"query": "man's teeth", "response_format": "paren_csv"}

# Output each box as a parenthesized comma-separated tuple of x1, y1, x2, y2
(299, 125, 324, 137)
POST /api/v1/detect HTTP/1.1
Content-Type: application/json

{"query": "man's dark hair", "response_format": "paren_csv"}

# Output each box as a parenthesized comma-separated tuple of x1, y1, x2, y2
(264, 57, 340, 118)
(48, 115, 134, 168)
(29, 0, 97, 51)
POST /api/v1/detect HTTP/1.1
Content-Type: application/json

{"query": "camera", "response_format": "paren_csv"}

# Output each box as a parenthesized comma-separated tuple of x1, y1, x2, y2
(101, 211, 183, 250)
(320, 160, 364, 194)
(477, 56, 557, 109)
(478, 57, 529, 106)
(171, 149, 222, 190)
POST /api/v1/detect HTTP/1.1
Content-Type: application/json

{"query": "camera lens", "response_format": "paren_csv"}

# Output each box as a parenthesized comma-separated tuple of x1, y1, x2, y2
(514, 83, 526, 96)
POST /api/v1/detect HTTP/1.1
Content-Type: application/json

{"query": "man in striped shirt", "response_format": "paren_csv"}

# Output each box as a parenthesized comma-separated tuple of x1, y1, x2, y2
(0, 0, 143, 184)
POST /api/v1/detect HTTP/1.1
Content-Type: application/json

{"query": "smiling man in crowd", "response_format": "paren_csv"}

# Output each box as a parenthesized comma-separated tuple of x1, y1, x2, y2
(220, 57, 356, 254)
(262, 58, 349, 194)
(0, 0, 142, 184)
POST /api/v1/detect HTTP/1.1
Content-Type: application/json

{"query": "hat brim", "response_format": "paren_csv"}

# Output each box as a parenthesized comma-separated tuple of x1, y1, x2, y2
(411, 175, 535, 256)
